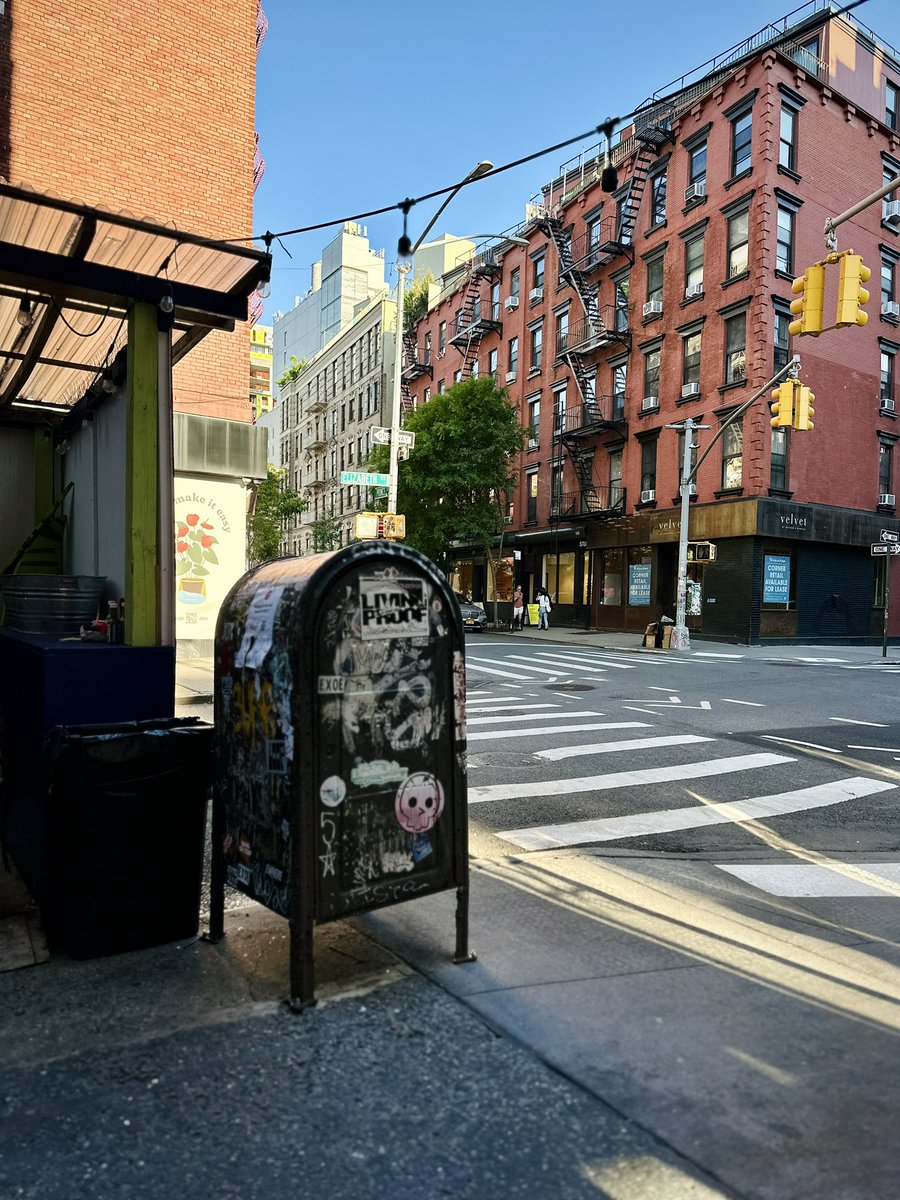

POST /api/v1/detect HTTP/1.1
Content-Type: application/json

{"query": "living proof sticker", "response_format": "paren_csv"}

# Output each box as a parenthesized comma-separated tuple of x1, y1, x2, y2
(359, 577, 428, 640)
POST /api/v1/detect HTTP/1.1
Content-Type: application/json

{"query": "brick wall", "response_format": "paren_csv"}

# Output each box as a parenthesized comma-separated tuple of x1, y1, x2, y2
(4, 0, 257, 423)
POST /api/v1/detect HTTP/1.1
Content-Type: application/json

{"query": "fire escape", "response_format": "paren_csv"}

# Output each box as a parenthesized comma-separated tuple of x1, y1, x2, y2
(249, 2, 268, 328)
(400, 332, 431, 413)
(449, 248, 503, 380)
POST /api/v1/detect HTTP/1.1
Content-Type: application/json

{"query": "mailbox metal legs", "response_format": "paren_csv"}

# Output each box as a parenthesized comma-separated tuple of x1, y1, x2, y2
(452, 883, 477, 964)
(205, 790, 225, 944)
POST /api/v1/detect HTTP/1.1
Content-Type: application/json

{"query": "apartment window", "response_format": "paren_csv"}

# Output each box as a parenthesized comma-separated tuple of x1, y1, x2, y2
(423, 387, 430, 405)
(612, 359, 627, 420)
(472, 294, 481, 323)
(724, 310, 747, 384)
(684, 234, 704, 293)
(471, 359, 480, 379)
(551, 461, 565, 515)
(616, 187, 632, 244)
(424, 331, 431, 366)
(455, 308, 463, 333)
(533, 255, 545, 291)
(646, 255, 664, 305)
(530, 323, 543, 371)
(727, 207, 749, 277)
(888, 82, 899, 132)
(587, 212, 603, 249)
(453, 369, 462, 383)
(488, 347, 498, 375)
(491, 281, 500, 321)
(682, 329, 702, 387)
(614, 273, 630, 331)
(770, 427, 789, 491)
(881, 348, 896, 405)
(776, 205, 795, 274)
(553, 385, 567, 437)
(688, 141, 707, 188)
(509, 336, 519, 377)
(779, 103, 798, 173)
(793, 34, 820, 73)
(526, 470, 539, 522)
(510, 268, 520, 300)
(879, 439, 893, 496)
(437, 379, 445, 394)
(643, 346, 661, 399)
(884, 164, 899, 220)
(348, 395, 355, 423)
(721, 420, 743, 489)
(640, 439, 657, 495)
(528, 394, 540, 449)
(649, 169, 667, 226)
(556, 309, 569, 356)
(730, 106, 753, 178)
(608, 447, 623, 506)
(774, 305, 791, 371)
(882, 255, 897, 312)
(439, 322, 446, 355)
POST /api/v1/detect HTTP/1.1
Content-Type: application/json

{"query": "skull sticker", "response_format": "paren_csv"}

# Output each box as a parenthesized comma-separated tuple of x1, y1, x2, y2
(394, 772, 445, 833)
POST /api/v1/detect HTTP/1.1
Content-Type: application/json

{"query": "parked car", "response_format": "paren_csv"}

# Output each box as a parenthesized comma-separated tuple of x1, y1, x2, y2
(453, 591, 488, 632)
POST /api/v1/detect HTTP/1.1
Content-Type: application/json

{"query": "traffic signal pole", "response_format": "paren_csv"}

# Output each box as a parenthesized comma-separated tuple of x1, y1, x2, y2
(824, 175, 900, 252)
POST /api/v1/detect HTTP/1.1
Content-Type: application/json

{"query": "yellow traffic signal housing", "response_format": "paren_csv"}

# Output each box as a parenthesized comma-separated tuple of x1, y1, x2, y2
(789, 264, 825, 336)
(382, 513, 406, 540)
(770, 380, 795, 428)
(793, 385, 815, 431)
(354, 512, 381, 540)
(835, 253, 871, 328)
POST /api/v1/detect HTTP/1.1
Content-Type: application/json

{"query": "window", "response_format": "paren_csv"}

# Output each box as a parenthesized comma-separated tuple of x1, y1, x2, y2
(770, 427, 788, 490)
(724, 311, 747, 383)
(880, 440, 893, 496)
(779, 104, 798, 172)
(616, 189, 632, 244)
(533, 255, 545, 291)
(437, 379, 445, 394)
(612, 359, 627, 420)
(682, 330, 702, 387)
(646, 255, 664, 305)
(888, 82, 899, 132)
(530, 323, 543, 370)
(684, 234, 704, 293)
(553, 386, 567, 437)
(471, 358, 480, 379)
(730, 107, 752, 178)
(881, 348, 895, 404)
(640, 440, 657, 495)
(454, 369, 462, 383)
(689, 141, 707, 188)
(722, 420, 743, 489)
(509, 336, 518, 377)
(614, 273, 630, 331)
(488, 347, 498, 375)
(776, 205, 795, 274)
(526, 470, 539, 522)
(510, 268, 520, 299)
(439, 322, 446, 354)
(472, 294, 481, 323)
(882, 256, 896, 310)
(528, 395, 540, 448)
(608, 448, 623, 506)
(774, 305, 791, 371)
(455, 308, 463, 333)
(643, 346, 661, 399)
(491, 282, 500, 321)
(556, 310, 569, 356)
(587, 212, 603, 249)
(727, 208, 749, 277)
(424, 331, 432, 366)
(650, 169, 667, 226)
(793, 35, 820, 73)
(550, 461, 565, 515)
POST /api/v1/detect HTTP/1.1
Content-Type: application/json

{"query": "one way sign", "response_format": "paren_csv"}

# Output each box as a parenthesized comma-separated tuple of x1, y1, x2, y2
(372, 427, 416, 449)
(881, 528, 900, 542)
(871, 542, 900, 555)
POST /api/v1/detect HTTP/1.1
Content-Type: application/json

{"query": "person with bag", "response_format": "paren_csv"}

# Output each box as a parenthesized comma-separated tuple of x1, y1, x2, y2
(537, 587, 552, 630)
(512, 585, 524, 631)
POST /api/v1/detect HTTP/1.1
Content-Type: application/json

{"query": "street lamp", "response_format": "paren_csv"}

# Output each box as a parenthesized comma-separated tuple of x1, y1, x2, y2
(387, 161, 495, 515)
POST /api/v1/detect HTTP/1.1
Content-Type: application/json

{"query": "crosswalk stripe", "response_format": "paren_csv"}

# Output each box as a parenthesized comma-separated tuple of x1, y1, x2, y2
(467, 702, 560, 713)
(467, 655, 569, 679)
(464, 660, 543, 681)
(559, 649, 689, 667)
(715, 860, 900, 897)
(497, 775, 893, 850)
(467, 721, 647, 743)
(468, 709, 598, 726)
(469, 751, 793, 805)
(530, 654, 618, 675)
(536, 733, 712, 760)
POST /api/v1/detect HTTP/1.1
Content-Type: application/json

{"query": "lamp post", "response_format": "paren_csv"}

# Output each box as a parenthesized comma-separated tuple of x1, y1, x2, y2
(387, 161, 495, 515)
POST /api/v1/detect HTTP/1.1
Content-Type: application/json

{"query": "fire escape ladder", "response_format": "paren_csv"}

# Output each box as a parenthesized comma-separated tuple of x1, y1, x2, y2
(456, 270, 483, 380)
(617, 120, 673, 247)
(563, 351, 593, 407)
(543, 215, 609, 343)
(563, 442, 598, 510)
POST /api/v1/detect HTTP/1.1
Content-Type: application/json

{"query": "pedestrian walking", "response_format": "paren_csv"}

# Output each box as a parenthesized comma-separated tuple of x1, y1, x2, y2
(513, 585, 524, 630)
(537, 587, 552, 630)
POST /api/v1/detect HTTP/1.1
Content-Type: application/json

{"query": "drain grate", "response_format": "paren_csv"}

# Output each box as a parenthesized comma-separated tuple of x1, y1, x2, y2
(543, 682, 595, 691)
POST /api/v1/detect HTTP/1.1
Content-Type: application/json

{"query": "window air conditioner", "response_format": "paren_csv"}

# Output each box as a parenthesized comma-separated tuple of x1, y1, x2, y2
(504, 296, 520, 311)
(529, 287, 544, 302)
(884, 200, 900, 226)
(643, 300, 663, 317)
(640, 489, 656, 503)
(681, 382, 701, 398)
(685, 282, 703, 299)
(681, 482, 697, 496)
(528, 437, 538, 450)
(882, 396, 896, 411)
(879, 493, 896, 506)
(641, 395, 659, 411)
(505, 370, 517, 383)
(504, 515, 513, 524)
(882, 300, 900, 318)
(684, 180, 706, 202)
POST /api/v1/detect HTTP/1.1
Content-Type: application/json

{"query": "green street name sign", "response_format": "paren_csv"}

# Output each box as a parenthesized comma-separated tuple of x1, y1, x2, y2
(340, 471, 390, 487)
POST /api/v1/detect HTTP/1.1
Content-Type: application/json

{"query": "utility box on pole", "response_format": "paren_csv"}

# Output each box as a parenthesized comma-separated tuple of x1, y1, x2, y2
(210, 542, 473, 1009)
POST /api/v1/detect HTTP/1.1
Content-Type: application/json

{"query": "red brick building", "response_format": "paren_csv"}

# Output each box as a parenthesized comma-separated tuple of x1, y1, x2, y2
(405, 2, 900, 644)
(0, 0, 259, 423)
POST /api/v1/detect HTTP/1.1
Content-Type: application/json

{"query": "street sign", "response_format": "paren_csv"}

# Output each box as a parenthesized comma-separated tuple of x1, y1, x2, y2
(871, 542, 900, 555)
(370, 428, 416, 449)
(340, 471, 390, 487)
(372, 428, 392, 445)
(881, 529, 900, 542)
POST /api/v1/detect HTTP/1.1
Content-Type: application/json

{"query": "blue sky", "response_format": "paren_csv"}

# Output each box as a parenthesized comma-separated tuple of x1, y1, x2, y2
(254, 0, 900, 321)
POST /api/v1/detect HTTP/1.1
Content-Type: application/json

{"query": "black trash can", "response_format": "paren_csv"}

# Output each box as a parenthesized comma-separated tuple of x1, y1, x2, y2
(43, 717, 212, 958)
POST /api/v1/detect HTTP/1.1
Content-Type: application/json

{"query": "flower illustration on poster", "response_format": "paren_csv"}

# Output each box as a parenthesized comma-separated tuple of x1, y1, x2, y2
(175, 512, 219, 605)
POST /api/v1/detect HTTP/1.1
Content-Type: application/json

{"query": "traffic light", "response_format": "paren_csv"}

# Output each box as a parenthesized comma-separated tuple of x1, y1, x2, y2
(770, 380, 795, 428)
(789, 263, 826, 336)
(382, 513, 406, 540)
(793, 385, 815, 431)
(835, 253, 871, 328)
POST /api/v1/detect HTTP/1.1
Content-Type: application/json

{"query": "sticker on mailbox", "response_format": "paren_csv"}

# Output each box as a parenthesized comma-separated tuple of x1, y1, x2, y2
(359, 577, 428, 640)
(318, 675, 347, 695)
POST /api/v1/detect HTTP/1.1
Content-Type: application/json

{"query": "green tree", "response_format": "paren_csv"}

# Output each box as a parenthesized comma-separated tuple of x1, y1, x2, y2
(276, 355, 307, 389)
(368, 376, 527, 626)
(403, 272, 434, 336)
(246, 465, 307, 564)
(311, 513, 342, 552)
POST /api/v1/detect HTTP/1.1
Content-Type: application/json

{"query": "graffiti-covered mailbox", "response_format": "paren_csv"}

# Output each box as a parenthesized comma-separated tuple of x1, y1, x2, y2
(209, 542, 473, 1009)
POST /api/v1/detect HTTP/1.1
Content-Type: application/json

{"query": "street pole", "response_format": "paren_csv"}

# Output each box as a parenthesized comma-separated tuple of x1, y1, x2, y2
(388, 261, 409, 516)
(670, 417, 705, 651)
(883, 561, 890, 658)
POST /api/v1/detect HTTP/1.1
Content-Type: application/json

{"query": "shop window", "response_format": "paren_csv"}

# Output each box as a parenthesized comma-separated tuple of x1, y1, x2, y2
(599, 547, 623, 606)
(486, 555, 513, 602)
(627, 546, 653, 606)
(544, 551, 576, 604)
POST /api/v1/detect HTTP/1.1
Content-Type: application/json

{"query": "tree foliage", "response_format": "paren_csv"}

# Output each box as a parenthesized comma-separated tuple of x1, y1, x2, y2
(368, 376, 527, 577)
(403, 273, 434, 336)
(276, 355, 308, 389)
(311, 513, 342, 552)
(247, 465, 307, 564)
